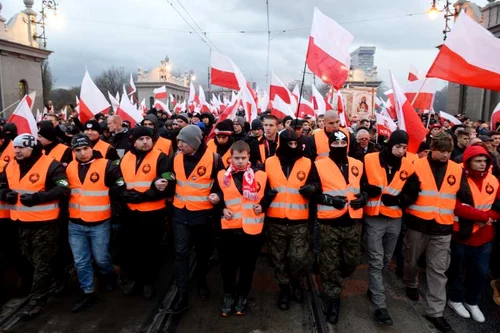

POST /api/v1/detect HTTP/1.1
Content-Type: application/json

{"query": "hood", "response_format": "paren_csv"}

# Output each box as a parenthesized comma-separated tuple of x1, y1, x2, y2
(3, 123, 18, 140)
(141, 114, 159, 139)
(463, 145, 492, 178)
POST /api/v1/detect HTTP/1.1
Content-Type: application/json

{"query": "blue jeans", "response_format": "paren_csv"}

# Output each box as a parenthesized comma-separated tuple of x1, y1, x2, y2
(447, 241, 492, 305)
(69, 221, 113, 294)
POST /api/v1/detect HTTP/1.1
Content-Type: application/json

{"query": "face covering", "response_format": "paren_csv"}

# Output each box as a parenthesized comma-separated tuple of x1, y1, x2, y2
(277, 129, 303, 160)
(328, 130, 348, 163)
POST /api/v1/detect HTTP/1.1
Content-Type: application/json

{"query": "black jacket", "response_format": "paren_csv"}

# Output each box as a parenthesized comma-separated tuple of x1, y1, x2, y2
(43, 142, 73, 167)
(250, 134, 279, 168)
(108, 128, 131, 159)
(309, 128, 357, 161)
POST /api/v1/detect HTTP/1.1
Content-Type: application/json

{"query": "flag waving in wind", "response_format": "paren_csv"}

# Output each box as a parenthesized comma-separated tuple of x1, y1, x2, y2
(128, 72, 136, 95)
(210, 52, 247, 90)
(79, 70, 111, 123)
(8, 94, 37, 135)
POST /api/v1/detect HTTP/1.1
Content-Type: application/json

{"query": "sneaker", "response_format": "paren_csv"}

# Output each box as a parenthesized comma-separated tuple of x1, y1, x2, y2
(71, 292, 98, 313)
(491, 279, 500, 306)
(464, 303, 485, 323)
(143, 285, 155, 300)
(234, 295, 247, 315)
(406, 287, 419, 301)
(20, 301, 46, 321)
(221, 293, 234, 317)
(122, 280, 136, 296)
(424, 316, 452, 332)
(447, 300, 470, 319)
(167, 291, 189, 314)
(374, 308, 393, 326)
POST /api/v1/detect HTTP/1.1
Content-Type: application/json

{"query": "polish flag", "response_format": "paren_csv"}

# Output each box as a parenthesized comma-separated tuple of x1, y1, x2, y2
(7, 94, 37, 135)
(375, 112, 397, 137)
(408, 65, 420, 82)
(117, 86, 143, 127)
(210, 52, 247, 90)
(140, 98, 148, 117)
(26, 91, 36, 110)
(36, 109, 42, 121)
(335, 90, 348, 127)
(404, 78, 441, 111)
(270, 72, 293, 104)
(206, 91, 243, 141)
(297, 97, 315, 118)
(60, 106, 67, 121)
(240, 85, 258, 122)
(170, 94, 177, 106)
(306, 7, 353, 89)
(390, 72, 427, 153)
(198, 86, 211, 113)
(108, 91, 120, 113)
(188, 82, 197, 103)
(174, 101, 186, 114)
(271, 95, 295, 119)
(154, 99, 172, 116)
(258, 90, 270, 114)
(154, 86, 167, 100)
(128, 72, 136, 95)
(79, 70, 111, 123)
(311, 84, 326, 116)
(375, 95, 385, 109)
(427, 13, 500, 91)
(439, 111, 462, 126)
(491, 102, 500, 131)
(75, 95, 80, 114)
(291, 84, 300, 102)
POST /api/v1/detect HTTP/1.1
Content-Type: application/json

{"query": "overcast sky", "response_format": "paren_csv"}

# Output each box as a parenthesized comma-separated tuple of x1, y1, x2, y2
(1, 0, 493, 90)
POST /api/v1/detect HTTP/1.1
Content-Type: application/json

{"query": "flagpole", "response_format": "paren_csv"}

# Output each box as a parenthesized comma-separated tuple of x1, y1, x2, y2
(0, 100, 21, 116)
(426, 108, 433, 129)
(410, 78, 427, 108)
(295, 59, 308, 120)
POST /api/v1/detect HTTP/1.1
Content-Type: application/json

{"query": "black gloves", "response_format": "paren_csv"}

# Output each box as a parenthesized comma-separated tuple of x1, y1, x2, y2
(121, 190, 144, 203)
(350, 192, 368, 210)
(20, 193, 40, 207)
(2, 190, 18, 205)
(299, 184, 317, 197)
(381, 194, 400, 207)
(321, 195, 347, 209)
(364, 184, 382, 198)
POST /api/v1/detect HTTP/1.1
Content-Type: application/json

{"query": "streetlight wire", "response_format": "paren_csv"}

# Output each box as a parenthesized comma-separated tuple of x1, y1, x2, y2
(265, 0, 271, 87)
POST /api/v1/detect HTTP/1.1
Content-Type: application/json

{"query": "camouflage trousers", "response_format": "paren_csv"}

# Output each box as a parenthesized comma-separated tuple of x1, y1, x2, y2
(266, 223, 310, 285)
(19, 223, 59, 302)
(318, 222, 361, 300)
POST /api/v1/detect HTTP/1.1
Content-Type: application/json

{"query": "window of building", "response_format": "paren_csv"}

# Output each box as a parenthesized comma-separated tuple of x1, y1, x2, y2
(18, 80, 28, 98)
(149, 96, 154, 109)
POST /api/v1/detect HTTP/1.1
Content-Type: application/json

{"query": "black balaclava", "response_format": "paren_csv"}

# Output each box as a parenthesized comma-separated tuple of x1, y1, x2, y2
(328, 130, 348, 163)
(380, 130, 408, 169)
(277, 129, 303, 161)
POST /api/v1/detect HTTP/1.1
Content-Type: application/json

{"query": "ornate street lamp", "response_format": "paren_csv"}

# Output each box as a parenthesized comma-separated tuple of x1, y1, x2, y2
(25, 0, 59, 49)
(428, 0, 457, 41)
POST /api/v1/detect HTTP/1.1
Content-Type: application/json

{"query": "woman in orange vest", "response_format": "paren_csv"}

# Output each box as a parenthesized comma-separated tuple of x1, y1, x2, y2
(206, 120, 234, 169)
(265, 129, 313, 311)
(0, 134, 70, 320)
(361, 130, 414, 326)
(212, 141, 267, 317)
(306, 129, 368, 325)
(66, 134, 125, 313)
(119, 127, 171, 300)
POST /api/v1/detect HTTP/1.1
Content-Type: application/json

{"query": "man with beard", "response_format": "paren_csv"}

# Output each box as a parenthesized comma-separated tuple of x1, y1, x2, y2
(84, 120, 120, 161)
(141, 114, 173, 156)
(265, 129, 313, 310)
(0, 134, 70, 320)
(206, 120, 234, 169)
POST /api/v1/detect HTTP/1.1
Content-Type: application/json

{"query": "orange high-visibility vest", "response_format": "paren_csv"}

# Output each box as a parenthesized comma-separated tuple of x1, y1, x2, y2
(121, 149, 166, 212)
(313, 128, 350, 161)
(265, 156, 311, 220)
(0, 141, 14, 163)
(0, 160, 8, 219)
(364, 152, 415, 218)
(67, 158, 111, 223)
(206, 139, 231, 169)
(173, 150, 215, 211)
(405, 152, 419, 164)
(218, 169, 267, 235)
(258, 138, 279, 164)
(316, 156, 363, 219)
(407, 158, 462, 225)
(452, 173, 499, 233)
(153, 137, 172, 155)
(6, 155, 60, 222)
(46, 143, 69, 163)
(93, 139, 112, 159)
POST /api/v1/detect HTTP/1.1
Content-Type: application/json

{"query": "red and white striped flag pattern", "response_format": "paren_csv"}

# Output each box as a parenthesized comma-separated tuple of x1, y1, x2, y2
(491, 102, 500, 131)
(117, 86, 142, 127)
(311, 83, 326, 116)
(439, 111, 462, 126)
(408, 65, 420, 82)
(210, 52, 247, 90)
(7, 94, 37, 135)
(108, 91, 120, 113)
(271, 95, 295, 119)
(375, 112, 397, 137)
(128, 72, 136, 95)
(79, 70, 110, 123)
(154, 86, 167, 100)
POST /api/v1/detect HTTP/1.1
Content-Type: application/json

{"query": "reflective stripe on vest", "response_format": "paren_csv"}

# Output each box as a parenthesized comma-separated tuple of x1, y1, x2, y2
(173, 150, 215, 211)
(314, 128, 350, 161)
(265, 156, 311, 220)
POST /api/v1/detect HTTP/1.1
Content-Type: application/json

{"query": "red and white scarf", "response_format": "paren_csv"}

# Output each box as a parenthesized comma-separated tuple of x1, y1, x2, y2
(223, 161, 258, 201)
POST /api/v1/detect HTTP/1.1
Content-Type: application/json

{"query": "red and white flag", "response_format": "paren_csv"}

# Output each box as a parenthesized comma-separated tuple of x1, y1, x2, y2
(154, 99, 172, 116)
(140, 98, 148, 117)
(210, 52, 247, 90)
(306, 7, 353, 89)
(174, 100, 186, 114)
(188, 82, 197, 103)
(198, 86, 211, 113)
(311, 83, 326, 116)
(427, 13, 500, 91)
(491, 102, 500, 131)
(154, 86, 167, 100)
(36, 109, 42, 122)
(258, 90, 270, 114)
(270, 71, 293, 104)
(297, 97, 315, 118)
(390, 72, 427, 153)
(375, 95, 385, 109)
(108, 91, 120, 113)
(271, 95, 295, 119)
(79, 70, 111, 123)
(375, 112, 397, 137)
(26, 91, 36, 110)
(7, 94, 37, 135)
(117, 86, 143, 127)
(291, 84, 300, 102)
(404, 78, 441, 111)
(75, 95, 80, 114)
(408, 65, 420, 82)
(439, 111, 462, 126)
(335, 90, 348, 127)
(128, 72, 136, 95)
(240, 85, 258, 122)
(170, 94, 177, 106)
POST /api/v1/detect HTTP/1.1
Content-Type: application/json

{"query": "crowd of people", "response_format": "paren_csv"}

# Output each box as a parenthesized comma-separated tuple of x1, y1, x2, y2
(0, 105, 499, 333)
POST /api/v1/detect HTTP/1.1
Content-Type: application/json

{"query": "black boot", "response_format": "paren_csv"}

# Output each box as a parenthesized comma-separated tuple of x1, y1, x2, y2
(221, 293, 234, 317)
(71, 292, 98, 313)
(325, 298, 340, 324)
(374, 308, 393, 326)
(278, 284, 290, 310)
(291, 280, 304, 303)
(425, 316, 452, 332)
(167, 291, 189, 314)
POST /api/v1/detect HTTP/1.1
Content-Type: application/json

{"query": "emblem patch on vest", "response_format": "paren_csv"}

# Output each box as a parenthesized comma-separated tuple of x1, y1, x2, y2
(197, 166, 207, 177)
(486, 183, 494, 195)
(256, 181, 261, 192)
(399, 170, 408, 181)
(447, 175, 456, 186)
(351, 166, 359, 177)
(90, 172, 100, 183)
(142, 164, 151, 174)
(29, 173, 40, 184)
(297, 171, 306, 181)
(3, 155, 9, 162)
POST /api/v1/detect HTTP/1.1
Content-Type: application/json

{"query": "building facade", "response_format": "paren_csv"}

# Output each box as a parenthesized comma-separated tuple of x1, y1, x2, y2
(350, 46, 376, 74)
(0, 1, 50, 117)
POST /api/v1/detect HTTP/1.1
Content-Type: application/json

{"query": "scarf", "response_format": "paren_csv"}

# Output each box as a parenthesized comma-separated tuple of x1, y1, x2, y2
(223, 161, 258, 200)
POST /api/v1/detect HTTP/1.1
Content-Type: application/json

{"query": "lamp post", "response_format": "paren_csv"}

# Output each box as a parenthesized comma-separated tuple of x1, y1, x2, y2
(428, 0, 457, 41)
(28, 0, 59, 49)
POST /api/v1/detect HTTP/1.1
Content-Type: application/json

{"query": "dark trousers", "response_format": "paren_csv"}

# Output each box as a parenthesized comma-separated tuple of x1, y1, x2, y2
(172, 220, 212, 293)
(447, 241, 492, 305)
(121, 210, 164, 284)
(218, 229, 264, 297)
